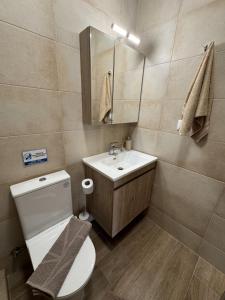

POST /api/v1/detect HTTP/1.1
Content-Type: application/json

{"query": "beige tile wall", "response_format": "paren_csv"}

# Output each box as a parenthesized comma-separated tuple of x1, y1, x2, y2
(0, 0, 136, 262)
(133, 0, 225, 273)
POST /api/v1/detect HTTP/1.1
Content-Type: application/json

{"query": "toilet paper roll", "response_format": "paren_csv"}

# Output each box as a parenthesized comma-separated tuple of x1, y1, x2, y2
(82, 178, 94, 195)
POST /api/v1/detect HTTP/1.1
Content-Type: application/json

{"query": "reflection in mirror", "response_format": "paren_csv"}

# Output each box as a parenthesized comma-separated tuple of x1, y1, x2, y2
(91, 28, 114, 124)
(112, 40, 145, 123)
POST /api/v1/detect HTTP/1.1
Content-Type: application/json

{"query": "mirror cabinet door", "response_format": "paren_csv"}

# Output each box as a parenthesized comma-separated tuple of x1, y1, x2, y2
(112, 41, 145, 124)
(90, 28, 114, 124)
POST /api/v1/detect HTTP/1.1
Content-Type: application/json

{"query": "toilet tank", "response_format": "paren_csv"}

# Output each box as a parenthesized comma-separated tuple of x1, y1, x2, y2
(10, 170, 73, 240)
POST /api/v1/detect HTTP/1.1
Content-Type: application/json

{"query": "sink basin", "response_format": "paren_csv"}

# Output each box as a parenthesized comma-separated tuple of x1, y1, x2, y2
(83, 150, 158, 181)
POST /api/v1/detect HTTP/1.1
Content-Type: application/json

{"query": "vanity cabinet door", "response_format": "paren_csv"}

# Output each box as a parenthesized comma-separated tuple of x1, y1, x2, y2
(112, 170, 155, 237)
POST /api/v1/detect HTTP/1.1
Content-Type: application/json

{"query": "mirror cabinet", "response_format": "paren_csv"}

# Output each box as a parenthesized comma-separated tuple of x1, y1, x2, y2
(80, 26, 145, 125)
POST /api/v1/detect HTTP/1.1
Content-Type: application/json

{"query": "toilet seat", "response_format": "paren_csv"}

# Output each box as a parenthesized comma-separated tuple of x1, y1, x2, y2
(26, 216, 96, 299)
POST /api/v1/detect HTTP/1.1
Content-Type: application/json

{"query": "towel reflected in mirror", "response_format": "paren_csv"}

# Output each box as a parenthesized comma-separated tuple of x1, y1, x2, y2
(99, 72, 112, 123)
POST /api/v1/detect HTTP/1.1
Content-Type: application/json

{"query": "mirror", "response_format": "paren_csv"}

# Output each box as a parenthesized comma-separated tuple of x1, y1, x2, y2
(112, 40, 145, 123)
(80, 26, 145, 125)
(90, 29, 114, 124)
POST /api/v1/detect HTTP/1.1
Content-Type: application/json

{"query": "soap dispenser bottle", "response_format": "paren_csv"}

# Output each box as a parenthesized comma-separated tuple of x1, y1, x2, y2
(125, 136, 132, 151)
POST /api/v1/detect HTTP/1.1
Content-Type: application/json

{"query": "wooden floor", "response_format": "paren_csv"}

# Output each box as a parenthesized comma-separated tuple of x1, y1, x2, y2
(9, 215, 225, 300)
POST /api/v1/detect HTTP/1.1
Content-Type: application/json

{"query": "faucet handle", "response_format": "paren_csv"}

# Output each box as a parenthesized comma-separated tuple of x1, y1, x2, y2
(109, 141, 122, 155)
(109, 141, 120, 148)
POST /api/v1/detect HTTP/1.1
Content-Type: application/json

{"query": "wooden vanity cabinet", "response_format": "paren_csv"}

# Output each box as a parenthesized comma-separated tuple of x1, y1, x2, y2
(85, 162, 156, 237)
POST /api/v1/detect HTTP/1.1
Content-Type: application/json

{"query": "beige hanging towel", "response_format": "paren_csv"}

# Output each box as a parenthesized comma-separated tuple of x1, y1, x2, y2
(179, 42, 214, 142)
(99, 72, 112, 123)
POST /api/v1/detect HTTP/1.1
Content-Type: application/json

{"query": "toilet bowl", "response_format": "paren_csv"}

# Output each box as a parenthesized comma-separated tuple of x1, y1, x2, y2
(10, 170, 96, 299)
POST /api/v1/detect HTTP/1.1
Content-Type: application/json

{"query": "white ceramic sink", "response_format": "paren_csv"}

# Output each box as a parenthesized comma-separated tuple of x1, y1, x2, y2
(83, 150, 158, 181)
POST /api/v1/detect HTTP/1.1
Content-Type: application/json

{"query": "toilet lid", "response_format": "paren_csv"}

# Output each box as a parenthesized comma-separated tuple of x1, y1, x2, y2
(26, 216, 96, 299)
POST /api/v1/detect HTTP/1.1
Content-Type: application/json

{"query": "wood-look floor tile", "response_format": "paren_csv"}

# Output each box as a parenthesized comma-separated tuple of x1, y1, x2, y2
(194, 257, 225, 296)
(97, 218, 161, 288)
(185, 276, 220, 300)
(84, 266, 110, 300)
(113, 228, 198, 300)
(90, 230, 112, 266)
(104, 291, 125, 300)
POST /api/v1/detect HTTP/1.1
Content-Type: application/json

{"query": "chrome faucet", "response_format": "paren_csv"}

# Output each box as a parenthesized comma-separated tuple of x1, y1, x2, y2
(109, 141, 123, 156)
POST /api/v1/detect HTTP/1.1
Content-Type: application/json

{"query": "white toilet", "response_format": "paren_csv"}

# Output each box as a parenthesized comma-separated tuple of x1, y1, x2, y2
(10, 170, 96, 299)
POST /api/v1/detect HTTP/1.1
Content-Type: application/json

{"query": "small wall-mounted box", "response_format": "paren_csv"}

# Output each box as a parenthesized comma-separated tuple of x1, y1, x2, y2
(22, 148, 48, 166)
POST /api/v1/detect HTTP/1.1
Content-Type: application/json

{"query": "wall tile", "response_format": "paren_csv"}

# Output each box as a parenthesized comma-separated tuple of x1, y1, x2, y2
(55, 26, 78, 49)
(54, 0, 110, 48)
(0, 22, 58, 89)
(0, 0, 55, 39)
(66, 162, 85, 213)
(157, 131, 225, 182)
(0, 85, 61, 137)
(132, 127, 158, 156)
(183, 138, 225, 183)
(119, 0, 138, 29)
(204, 214, 225, 253)
(56, 43, 81, 92)
(156, 131, 188, 165)
(214, 51, 225, 99)
(208, 100, 225, 142)
(160, 100, 183, 134)
(137, 0, 181, 32)
(168, 51, 225, 100)
(140, 20, 177, 65)
(142, 63, 170, 101)
(167, 55, 203, 100)
(61, 91, 83, 131)
(63, 129, 104, 166)
(173, 0, 225, 60)
(0, 184, 16, 222)
(84, 0, 122, 19)
(148, 205, 202, 252)
(138, 101, 162, 130)
(152, 161, 224, 236)
(0, 133, 64, 184)
(180, 0, 217, 15)
(54, 0, 108, 33)
(0, 218, 24, 257)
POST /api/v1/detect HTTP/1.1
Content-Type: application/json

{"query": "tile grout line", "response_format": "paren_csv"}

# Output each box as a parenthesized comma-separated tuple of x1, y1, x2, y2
(149, 205, 225, 269)
(148, 213, 201, 257)
(0, 19, 55, 41)
(149, 204, 203, 250)
(144, 47, 225, 69)
(0, 82, 81, 95)
(182, 257, 199, 300)
(155, 0, 183, 134)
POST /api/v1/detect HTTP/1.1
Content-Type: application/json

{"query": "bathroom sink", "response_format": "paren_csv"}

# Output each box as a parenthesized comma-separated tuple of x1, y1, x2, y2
(83, 150, 157, 181)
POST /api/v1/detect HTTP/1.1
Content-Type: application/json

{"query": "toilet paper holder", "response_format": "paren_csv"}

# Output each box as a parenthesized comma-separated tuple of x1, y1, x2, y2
(79, 178, 94, 221)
